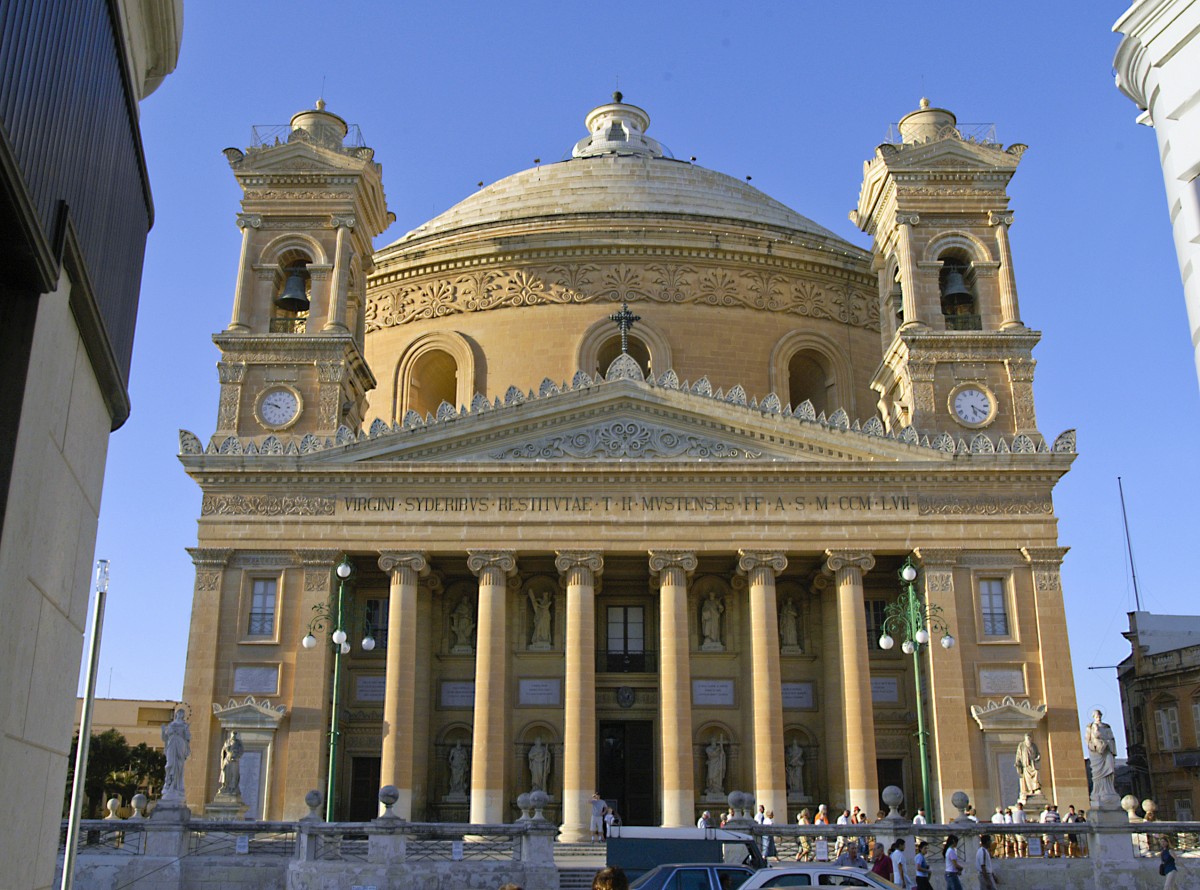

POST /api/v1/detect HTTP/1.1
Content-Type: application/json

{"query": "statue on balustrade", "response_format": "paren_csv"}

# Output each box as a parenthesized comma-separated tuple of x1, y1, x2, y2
(161, 708, 191, 802)
(1087, 709, 1118, 806)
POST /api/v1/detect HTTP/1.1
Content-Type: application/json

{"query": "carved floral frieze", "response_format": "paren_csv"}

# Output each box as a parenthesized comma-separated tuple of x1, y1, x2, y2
(490, 420, 763, 461)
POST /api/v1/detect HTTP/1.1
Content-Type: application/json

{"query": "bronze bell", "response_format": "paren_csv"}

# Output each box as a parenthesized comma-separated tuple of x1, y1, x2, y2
(940, 268, 973, 313)
(275, 269, 310, 312)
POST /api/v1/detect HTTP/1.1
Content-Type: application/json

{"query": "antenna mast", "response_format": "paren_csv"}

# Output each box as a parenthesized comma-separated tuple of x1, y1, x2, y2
(1118, 476, 1142, 611)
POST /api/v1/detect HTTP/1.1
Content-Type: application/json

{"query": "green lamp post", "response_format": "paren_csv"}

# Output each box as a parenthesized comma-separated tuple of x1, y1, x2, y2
(877, 557, 955, 821)
(301, 556, 374, 821)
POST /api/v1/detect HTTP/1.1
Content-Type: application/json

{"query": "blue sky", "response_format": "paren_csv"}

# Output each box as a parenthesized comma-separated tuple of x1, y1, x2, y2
(87, 2, 1197, 760)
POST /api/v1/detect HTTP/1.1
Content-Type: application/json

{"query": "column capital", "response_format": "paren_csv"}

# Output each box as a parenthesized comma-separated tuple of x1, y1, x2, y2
(467, 550, 517, 577)
(1020, 546, 1070, 568)
(330, 214, 357, 229)
(896, 212, 920, 227)
(737, 550, 788, 577)
(822, 550, 875, 576)
(554, 550, 604, 577)
(377, 551, 430, 577)
(988, 210, 1015, 227)
(648, 550, 697, 578)
(914, 548, 961, 569)
(236, 213, 262, 230)
(292, 549, 343, 569)
(186, 547, 233, 569)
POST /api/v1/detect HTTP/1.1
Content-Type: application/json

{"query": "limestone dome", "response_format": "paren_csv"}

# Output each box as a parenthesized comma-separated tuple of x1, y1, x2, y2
(364, 97, 877, 427)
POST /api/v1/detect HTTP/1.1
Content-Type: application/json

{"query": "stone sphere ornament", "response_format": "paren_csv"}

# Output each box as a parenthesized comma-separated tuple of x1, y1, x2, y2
(378, 784, 401, 820)
(951, 790, 970, 818)
(517, 792, 532, 821)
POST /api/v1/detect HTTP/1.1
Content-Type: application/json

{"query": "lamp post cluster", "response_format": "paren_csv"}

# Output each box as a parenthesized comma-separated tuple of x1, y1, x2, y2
(878, 557, 955, 821)
(301, 556, 374, 821)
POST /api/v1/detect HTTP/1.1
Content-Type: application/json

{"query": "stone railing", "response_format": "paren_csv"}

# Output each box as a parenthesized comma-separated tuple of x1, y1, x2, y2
(57, 787, 559, 890)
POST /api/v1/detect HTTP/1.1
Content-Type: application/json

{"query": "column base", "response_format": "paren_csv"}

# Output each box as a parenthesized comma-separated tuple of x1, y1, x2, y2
(469, 788, 507, 825)
(661, 790, 696, 828)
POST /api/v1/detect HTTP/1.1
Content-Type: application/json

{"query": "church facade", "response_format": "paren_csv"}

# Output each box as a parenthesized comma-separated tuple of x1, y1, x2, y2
(179, 95, 1088, 835)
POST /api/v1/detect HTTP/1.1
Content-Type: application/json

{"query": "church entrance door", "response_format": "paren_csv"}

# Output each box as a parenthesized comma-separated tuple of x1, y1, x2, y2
(599, 720, 655, 825)
(348, 756, 381, 822)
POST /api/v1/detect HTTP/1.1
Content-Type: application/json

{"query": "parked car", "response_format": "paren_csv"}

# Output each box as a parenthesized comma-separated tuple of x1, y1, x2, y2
(736, 865, 901, 888)
(628, 862, 756, 890)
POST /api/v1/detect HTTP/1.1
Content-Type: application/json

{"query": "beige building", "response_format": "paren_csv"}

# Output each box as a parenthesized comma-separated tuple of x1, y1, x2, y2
(73, 698, 178, 752)
(179, 94, 1088, 833)
(1119, 611, 1200, 820)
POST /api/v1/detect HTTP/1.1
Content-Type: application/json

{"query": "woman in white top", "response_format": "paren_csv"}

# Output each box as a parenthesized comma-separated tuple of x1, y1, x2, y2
(942, 835, 964, 890)
(977, 834, 999, 890)
(889, 838, 909, 888)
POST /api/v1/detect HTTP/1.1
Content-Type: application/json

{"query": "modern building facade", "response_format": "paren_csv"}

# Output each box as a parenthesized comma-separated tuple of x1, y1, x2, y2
(0, 2, 181, 888)
(1114, 0, 1200, 391)
(179, 95, 1089, 835)
(1118, 611, 1200, 819)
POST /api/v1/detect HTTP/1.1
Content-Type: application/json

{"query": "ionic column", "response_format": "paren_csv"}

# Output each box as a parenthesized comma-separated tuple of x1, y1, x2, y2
(913, 549, 971, 820)
(323, 216, 355, 332)
(377, 551, 430, 819)
(228, 214, 260, 331)
(823, 550, 878, 811)
(466, 550, 517, 825)
(555, 550, 604, 842)
(1022, 547, 1090, 807)
(895, 214, 926, 329)
(649, 550, 698, 827)
(737, 550, 788, 820)
(989, 211, 1023, 329)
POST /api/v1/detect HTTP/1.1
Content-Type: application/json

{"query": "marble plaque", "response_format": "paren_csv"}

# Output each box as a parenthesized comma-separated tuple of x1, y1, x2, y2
(870, 677, 899, 703)
(781, 681, 815, 710)
(233, 665, 278, 695)
(240, 750, 262, 818)
(519, 678, 562, 706)
(356, 675, 387, 702)
(692, 679, 735, 706)
(440, 681, 475, 708)
(979, 667, 1025, 694)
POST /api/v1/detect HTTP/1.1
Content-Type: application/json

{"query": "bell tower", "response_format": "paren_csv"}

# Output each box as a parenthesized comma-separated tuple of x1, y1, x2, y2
(212, 101, 391, 442)
(852, 99, 1040, 440)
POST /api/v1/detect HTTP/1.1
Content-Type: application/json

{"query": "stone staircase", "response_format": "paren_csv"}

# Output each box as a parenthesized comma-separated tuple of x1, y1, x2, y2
(555, 841, 606, 888)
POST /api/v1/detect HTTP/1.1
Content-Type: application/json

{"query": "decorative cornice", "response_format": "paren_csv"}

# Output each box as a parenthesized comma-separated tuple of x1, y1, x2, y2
(293, 549, 343, 568)
(466, 550, 517, 577)
(377, 551, 430, 577)
(648, 551, 698, 578)
(737, 550, 789, 577)
(914, 548, 961, 568)
(491, 419, 762, 461)
(187, 547, 233, 569)
(1020, 546, 1070, 567)
(970, 696, 1047, 732)
(554, 551, 604, 577)
(201, 494, 335, 516)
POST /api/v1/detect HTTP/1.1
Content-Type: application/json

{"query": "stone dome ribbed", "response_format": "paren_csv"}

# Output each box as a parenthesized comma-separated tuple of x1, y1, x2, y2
(393, 155, 848, 247)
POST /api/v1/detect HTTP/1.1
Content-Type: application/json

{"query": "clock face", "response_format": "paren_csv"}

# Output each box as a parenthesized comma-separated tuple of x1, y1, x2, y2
(259, 387, 300, 428)
(951, 386, 994, 427)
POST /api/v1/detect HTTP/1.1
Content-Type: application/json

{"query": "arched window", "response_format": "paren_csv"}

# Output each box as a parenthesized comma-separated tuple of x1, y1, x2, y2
(788, 350, 835, 416)
(938, 250, 981, 330)
(407, 349, 458, 417)
(595, 335, 651, 379)
(271, 248, 312, 334)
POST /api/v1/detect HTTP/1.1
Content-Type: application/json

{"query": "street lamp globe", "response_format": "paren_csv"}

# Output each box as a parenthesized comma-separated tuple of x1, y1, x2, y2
(301, 634, 318, 649)
(901, 640, 916, 655)
(941, 634, 956, 650)
(331, 629, 347, 646)
(362, 636, 376, 651)
(879, 634, 895, 650)
(336, 559, 352, 579)
(900, 563, 918, 583)
(339, 641, 351, 655)
(915, 628, 930, 645)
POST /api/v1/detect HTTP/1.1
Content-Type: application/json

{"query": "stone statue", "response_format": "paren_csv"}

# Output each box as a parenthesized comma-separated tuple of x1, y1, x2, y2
(1015, 732, 1041, 801)
(218, 731, 244, 797)
(448, 740, 469, 795)
(780, 598, 800, 649)
(786, 738, 805, 795)
(700, 590, 724, 647)
(528, 736, 551, 792)
(704, 734, 727, 796)
(161, 708, 191, 801)
(450, 596, 475, 651)
(1087, 709, 1118, 805)
(528, 589, 552, 647)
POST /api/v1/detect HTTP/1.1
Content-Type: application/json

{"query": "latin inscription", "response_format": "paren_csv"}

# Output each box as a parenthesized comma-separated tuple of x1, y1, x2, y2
(342, 493, 915, 515)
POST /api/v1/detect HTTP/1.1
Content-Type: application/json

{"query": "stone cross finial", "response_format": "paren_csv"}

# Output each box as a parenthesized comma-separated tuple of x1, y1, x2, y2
(608, 301, 640, 355)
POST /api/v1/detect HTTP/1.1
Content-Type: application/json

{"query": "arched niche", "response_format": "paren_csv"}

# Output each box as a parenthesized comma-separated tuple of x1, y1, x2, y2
(578, 311, 672, 380)
(782, 725, 817, 804)
(768, 331, 854, 417)
(393, 331, 477, 423)
(256, 232, 329, 267)
(517, 722, 560, 798)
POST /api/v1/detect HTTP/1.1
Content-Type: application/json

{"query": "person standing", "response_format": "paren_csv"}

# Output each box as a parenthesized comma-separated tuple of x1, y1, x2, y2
(977, 834, 999, 890)
(943, 835, 964, 890)
(697, 810, 714, 829)
(762, 809, 779, 860)
(913, 840, 933, 890)
(590, 792, 606, 842)
(1161, 839, 1179, 889)
(795, 808, 813, 862)
(889, 839, 909, 889)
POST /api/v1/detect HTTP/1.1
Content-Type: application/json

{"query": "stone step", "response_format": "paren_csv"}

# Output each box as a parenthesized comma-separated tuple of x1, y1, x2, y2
(559, 867, 600, 889)
(555, 842, 607, 857)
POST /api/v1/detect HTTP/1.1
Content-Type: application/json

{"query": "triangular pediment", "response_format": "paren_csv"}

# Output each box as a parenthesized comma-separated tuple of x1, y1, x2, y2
(236, 140, 368, 176)
(885, 136, 1021, 173)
